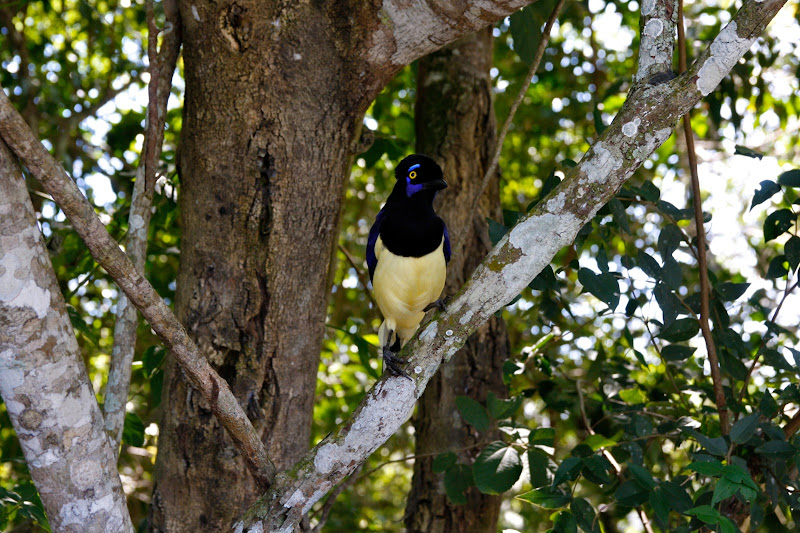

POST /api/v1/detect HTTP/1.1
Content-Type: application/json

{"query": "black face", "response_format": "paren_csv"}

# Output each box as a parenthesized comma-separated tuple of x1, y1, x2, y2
(394, 154, 448, 198)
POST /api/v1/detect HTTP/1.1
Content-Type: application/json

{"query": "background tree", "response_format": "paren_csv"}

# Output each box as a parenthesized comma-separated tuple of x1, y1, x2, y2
(1, 0, 799, 532)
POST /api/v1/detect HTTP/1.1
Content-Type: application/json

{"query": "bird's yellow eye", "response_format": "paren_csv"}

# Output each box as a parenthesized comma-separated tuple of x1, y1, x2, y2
(409, 171, 417, 180)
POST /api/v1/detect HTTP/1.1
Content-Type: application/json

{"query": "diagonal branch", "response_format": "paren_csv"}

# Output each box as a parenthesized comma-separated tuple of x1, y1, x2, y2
(0, 88, 277, 490)
(236, 1, 787, 529)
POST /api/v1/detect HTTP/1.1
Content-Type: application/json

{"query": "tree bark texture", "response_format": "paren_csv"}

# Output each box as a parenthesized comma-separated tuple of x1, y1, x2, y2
(151, 1, 535, 529)
(0, 139, 133, 532)
(405, 28, 507, 533)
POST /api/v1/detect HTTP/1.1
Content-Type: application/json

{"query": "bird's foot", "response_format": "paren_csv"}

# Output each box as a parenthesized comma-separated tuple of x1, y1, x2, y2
(382, 345, 411, 379)
(424, 296, 451, 313)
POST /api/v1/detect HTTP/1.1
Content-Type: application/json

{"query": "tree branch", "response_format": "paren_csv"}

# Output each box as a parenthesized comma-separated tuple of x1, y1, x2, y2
(0, 139, 133, 532)
(367, 0, 536, 72)
(236, 1, 788, 529)
(0, 88, 276, 490)
(678, 0, 729, 434)
(104, 0, 182, 455)
(635, 0, 677, 85)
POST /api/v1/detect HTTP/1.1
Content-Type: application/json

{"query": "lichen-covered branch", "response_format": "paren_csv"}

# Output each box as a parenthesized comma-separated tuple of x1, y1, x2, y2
(104, 0, 182, 455)
(367, 0, 536, 72)
(0, 139, 133, 532)
(0, 88, 276, 490)
(635, 0, 677, 85)
(238, 0, 787, 529)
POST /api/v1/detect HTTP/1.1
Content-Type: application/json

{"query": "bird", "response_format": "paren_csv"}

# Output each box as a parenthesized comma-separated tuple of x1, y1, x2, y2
(366, 154, 451, 377)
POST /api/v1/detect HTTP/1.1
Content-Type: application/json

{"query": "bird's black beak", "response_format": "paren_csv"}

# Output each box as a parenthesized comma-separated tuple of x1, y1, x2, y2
(421, 178, 448, 191)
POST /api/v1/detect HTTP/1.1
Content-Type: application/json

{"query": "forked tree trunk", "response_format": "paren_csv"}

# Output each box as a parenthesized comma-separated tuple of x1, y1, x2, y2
(405, 28, 509, 533)
(149, 3, 363, 529)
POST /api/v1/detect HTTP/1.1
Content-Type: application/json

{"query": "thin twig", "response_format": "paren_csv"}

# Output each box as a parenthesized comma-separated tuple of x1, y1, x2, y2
(338, 243, 378, 309)
(464, 0, 566, 238)
(678, 0, 729, 435)
(577, 381, 654, 533)
(736, 279, 799, 408)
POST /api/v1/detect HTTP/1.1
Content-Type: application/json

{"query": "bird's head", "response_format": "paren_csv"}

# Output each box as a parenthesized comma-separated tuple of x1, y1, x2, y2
(394, 154, 447, 199)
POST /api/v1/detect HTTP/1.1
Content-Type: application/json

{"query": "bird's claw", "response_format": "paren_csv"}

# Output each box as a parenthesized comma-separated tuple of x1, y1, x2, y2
(382, 345, 411, 380)
(424, 296, 450, 313)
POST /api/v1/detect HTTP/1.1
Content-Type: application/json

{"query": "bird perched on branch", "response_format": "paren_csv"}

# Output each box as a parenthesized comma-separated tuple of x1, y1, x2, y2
(367, 154, 450, 376)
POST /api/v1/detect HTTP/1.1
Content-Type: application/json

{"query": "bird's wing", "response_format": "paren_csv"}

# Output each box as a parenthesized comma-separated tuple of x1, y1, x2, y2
(367, 208, 386, 282)
(443, 220, 451, 263)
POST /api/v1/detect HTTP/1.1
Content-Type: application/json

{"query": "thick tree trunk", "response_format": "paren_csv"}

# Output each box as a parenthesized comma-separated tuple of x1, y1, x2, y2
(0, 140, 133, 532)
(405, 29, 508, 533)
(150, 2, 366, 529)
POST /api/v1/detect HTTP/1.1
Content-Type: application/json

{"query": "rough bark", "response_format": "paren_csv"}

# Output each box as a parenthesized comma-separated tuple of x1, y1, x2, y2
(0, 139, 133, 532)
(151, 1, 536, 529)
(237, 1, 787, 530)
(405, 28, 507, 533)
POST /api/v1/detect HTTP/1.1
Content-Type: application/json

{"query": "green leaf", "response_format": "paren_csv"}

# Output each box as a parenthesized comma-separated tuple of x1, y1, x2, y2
(750, 180, 781, 210)
(552, 457, 583, 487)
(487, 218, 509, 246)
(433, 452, 457, 473)
(661, 479, 694, 513)
(578, 268, 619, 310)
(609, 198, 630, 234)
(734, 145, 763, 159)
(529, 265, 559, 292)
(658, 225, 682, 257)
(530, 427, 556, 447)
(649, 487, 670, 524)
(122, 412, 145, 447)
(662, 344, 697, 361)
(628, 463, 656, 490)
(142, 346, 166, 378)
(685, 460, 724, 477)
(637, 250, 662, 279)
(712, 477, 740, 505)
(777, 168, 800, 187)
(581, 455, 612, 485)
(553, 510, 578, 533)
(444, 464, 474, 505)
(760, 390, 779, 418)
(766, 255, 789, 278)
(614, 480, 649, 507)
(686, 505, 722, 524)
(582, 434, 616, 451)
(640, 181, 661, 202)
(455, 396, 490, 432)
(658, 318, 700, 343)
(571, 498, 599, 533)
(509, 2, 548, 65)
(517, 487, 571, 509)
(66, 305, 98, 346)
(785, 236, 800, 272)
(730, 412, 760, 444)
(764, 209, 795, 241)
(619, 388, 647, 405)
(473, 442, 523, 494)
(528, 448, 550, 488)
(682, 428, 728, 456)
(718, 516, 738, 533)
(715, 282, 750, 302)
(352, 333, 380, 379)
(762, 348, 793, 371)
(150, 369, 164, 408)
(486, 393, 523, 420)
(755, 440, 796, 458)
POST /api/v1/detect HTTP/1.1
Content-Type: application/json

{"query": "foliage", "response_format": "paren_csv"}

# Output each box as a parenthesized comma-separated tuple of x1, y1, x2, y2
(1, 0, 799, 531)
